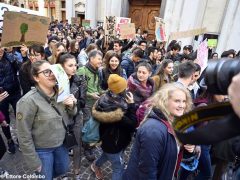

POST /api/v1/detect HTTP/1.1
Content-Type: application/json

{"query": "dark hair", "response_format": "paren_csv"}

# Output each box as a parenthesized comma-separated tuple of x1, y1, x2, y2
(167, 40, 177, 52)
(143, 30, 148, 34)
(138, 40, 147, 46)
(221, 49, 236, 58)
(211, 52, 218, 58)
(156, 59, 173, 76)
(56, 52, 75, 65)
(132, 47, 144, 58)
(113, 40, 123, 47)
(147, 46, 157, 57)
(104, 51, 121, 68)
(136, 27, 141, 33)
(29, 44, 45, 58)
(171, 43, 181, 51)
(136, 62, 152, 73)
(178, 61, 197, 78)
(183, 45, 193, 52)
(31, 60, 50, 83)
(88, 49, 103, 60)
(62, 38, 70, 50)
(194, 63, 201, 72)
(85, 43, 98, 54)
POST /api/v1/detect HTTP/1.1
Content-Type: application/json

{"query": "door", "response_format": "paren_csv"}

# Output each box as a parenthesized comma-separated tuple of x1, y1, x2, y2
(129, 1, 161, 40)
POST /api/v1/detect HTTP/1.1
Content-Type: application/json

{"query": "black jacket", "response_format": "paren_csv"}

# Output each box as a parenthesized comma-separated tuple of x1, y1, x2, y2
(92, 91, 137, 153)
(19, 60, 34, 95)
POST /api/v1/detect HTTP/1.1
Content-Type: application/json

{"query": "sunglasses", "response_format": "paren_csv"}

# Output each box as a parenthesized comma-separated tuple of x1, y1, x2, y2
(37, 69, 53, 77)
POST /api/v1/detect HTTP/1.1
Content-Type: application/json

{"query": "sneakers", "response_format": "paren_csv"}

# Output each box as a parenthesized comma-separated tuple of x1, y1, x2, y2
(0, 168, 9, 178)
(91, 161, 103, 180)
(7, 139, 16, 154)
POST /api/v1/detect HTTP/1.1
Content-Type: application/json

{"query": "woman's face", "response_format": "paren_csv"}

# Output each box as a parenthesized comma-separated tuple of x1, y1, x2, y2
(62, 39, 67, 46)
(157, 51, 162, 60)
(109, 56, 120, 70)
(63, 58, 77, 77)
(137, 66, 151, 83)
(75, 42, 79, 50)
(164, 63, 174, 75)
(34, 63, 56, 89)
(167, 90, 186, 117)
(29, 49, 44, 63)
(56, 45, 66, 57)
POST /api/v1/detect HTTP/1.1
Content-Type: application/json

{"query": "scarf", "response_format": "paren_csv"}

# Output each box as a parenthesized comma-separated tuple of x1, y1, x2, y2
(85, 62, 99, 83)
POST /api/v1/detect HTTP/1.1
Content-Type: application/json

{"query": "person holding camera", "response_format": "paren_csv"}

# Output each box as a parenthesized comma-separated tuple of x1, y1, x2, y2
(16, 60, 77, 180)
(91, 74, 137, 180)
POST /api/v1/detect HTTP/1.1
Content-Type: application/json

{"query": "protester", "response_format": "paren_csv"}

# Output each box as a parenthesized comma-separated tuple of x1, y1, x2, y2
(77, 43, 98, 67)
(99, 51, 127, 90)
(48, 42, 66, 64)
(91, 74, 137, 180)
(16, 60, 77, 179)
(56, 53, 87, 176)
(123, 83, 192, 179)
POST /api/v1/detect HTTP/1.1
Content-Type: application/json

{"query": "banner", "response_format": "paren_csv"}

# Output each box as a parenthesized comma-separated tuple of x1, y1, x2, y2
(1, 11, 50, 47)
(71, 17, 80, 25)
(170, 28, 206, 40)
(50, 64, 70, 102)
(119, 23, 135, 39)
(82, 19, 90, 28)
(115, 17, 131, 35)
(155, 17, 166, 42)
(104, 16, 116, 43)
(207, 39, 218, 48)
(0, 3, 42, 33)
(196, 39, 208, 73)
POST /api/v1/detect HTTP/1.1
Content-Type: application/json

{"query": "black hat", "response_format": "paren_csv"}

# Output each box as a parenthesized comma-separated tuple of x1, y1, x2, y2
(48, 36, 60, 44)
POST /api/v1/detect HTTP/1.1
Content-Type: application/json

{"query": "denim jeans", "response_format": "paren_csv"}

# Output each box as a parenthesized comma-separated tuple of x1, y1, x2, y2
(36, 145, 69, 180)
(95, 151, 124, 180)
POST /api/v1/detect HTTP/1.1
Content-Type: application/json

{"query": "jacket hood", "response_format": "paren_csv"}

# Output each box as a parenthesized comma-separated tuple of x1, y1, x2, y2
(92, 103, 125, 123)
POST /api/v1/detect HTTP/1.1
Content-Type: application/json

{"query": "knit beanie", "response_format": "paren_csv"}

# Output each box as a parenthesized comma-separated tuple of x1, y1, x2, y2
(107, 74, 127, 94)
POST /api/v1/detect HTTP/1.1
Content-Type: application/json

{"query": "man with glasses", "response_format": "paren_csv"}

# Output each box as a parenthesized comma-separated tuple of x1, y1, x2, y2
(0, 45, 21, 154)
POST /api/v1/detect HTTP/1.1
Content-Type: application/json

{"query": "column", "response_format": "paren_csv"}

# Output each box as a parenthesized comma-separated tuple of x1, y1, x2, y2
(66, 0, 74, 23)
(85, 0, 97, 28)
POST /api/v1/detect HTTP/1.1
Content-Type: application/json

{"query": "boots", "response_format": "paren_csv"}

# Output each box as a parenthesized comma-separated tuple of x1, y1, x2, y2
(83, 143, 95, 162)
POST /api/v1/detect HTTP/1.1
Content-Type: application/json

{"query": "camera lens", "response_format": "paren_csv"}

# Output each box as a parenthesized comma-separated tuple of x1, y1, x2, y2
(205, 58, 240, 94)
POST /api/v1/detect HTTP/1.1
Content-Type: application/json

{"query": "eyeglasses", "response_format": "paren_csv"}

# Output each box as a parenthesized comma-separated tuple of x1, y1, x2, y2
(37, 69, 53, 77)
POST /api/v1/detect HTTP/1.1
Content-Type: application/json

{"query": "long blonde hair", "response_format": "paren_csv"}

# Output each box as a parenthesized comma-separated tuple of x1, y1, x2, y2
(140, 83, 193, 125)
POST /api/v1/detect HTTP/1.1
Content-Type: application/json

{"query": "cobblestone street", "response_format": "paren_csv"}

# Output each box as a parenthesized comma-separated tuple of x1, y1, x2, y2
(0, 111, 131, 180)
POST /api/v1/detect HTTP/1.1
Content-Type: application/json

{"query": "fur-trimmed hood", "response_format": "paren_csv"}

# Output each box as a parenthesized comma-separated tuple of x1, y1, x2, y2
(92, 103, 125, 123)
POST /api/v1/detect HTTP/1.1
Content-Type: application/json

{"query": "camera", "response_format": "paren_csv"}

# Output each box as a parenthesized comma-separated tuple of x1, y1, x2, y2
(205, 58, 240, 95)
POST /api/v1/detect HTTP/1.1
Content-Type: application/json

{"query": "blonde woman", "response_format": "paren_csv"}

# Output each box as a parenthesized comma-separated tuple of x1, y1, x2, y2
(123, 83, 193, 180)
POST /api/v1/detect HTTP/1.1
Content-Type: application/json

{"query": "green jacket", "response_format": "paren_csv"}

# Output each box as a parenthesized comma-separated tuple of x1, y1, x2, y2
(16, 87, 77, 170)
(77, 66, 102, 107)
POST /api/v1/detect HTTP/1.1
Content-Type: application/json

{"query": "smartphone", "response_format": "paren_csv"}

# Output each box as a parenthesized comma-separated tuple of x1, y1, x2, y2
(0, 87, 4, 94)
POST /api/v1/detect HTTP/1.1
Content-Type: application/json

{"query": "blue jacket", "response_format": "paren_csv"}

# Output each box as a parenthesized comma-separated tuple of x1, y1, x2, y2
(121, 56, 135, 78)
(123, 108, 178, 180)
(0, 52, 21, 94)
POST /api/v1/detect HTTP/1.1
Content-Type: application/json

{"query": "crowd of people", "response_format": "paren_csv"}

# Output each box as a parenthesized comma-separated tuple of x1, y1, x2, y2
(0, 19, 240, 180)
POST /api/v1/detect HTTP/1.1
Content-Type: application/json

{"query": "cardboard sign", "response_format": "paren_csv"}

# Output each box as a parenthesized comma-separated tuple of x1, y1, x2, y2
(0, 3, 42, 33)
(1, 11, 50, 47)
(50, 64, 70, 102)
(71, 17, 80, 25)
(82, 19, 90, 28)
(115, 17, 131, 35)
(196, 39, 208, 73)
(155, 17, 166, 42)
(119, 23, 135, 39)
(104, 16, 116, 43)
(170, 28, 206, 40)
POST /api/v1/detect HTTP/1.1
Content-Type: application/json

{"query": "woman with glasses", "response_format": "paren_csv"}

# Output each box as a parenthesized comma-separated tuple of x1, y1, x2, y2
(16, 60, 77, 180)
(19, 44, 45, 95)
(56, 53, 87, 176)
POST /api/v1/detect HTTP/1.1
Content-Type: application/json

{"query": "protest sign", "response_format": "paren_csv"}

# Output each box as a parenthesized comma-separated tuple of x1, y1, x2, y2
(207, 39, 218, 48)
(104, 16, 116, 43)
(0, 3, 42, 33)
(155, 17, 166, 42)
(119, 23, 135, 39)
(1, 11, 50, 47)
(82, 19, 90, 28)
(196, 39, 208, 73)
(115, 17, 131, 35)
(71, 17, 80, 25)
(50, 64, 70, 102)
(170, 28, 206, 40)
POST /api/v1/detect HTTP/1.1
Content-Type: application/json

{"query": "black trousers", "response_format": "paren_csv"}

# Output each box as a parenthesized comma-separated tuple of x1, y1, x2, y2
(0, 134, 6, 159)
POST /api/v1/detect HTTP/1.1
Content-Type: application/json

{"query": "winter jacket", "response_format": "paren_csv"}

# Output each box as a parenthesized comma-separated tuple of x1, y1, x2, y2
(92, 91, 137, 153)
(152, 74, 173, 92)
(128, 73, 154, 108)
(121, 56, 135, 78)
(76, 63, 102, 107)
(0, 52, 21, 95)
(77, 49, 88, 67)
(123, 108, 178, 180)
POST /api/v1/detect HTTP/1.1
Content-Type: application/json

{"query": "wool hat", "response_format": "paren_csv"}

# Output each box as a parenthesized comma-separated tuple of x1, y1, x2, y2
(107, 74, 127, 94)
